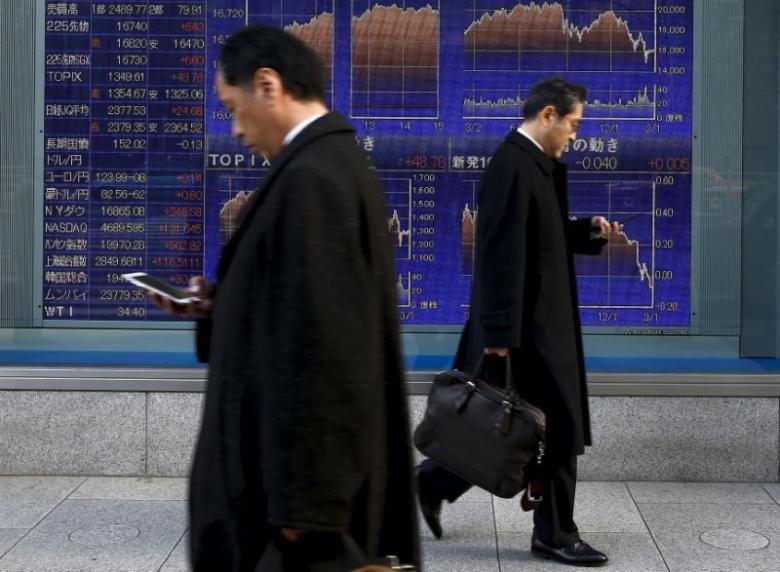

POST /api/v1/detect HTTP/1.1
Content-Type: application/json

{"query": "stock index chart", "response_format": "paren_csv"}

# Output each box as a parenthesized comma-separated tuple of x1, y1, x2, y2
(43, 0, 692, 328)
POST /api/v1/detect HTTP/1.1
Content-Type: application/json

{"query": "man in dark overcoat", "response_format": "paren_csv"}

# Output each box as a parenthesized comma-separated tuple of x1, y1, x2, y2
(153, 25, 419, 572)
(416, 78, 620, 567)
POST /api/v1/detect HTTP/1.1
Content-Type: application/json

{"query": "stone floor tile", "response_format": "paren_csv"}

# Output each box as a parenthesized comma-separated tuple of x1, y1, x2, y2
(628, 481, 774, 504)
(420, 501, 496, 543)
(494, 482, 646, 533)
(421, 538, 499, 572)
(160, 531, 190, 572)
(638, 502, 780, 572)
(0, 476, 84, 528)
(492, 494, 534, 532)
(0, 499, 186, 572)
(498, 532, 668, 571)
(762, 483, 780, 504)
(0, 529, 27, 558)
(70, 477, 188, 501)
(571, 482, 648, 533)
(455, 487, 491, 503)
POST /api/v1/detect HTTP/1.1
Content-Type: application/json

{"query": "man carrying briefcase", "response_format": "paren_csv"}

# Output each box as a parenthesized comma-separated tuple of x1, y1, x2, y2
(416, 78, 622, 567)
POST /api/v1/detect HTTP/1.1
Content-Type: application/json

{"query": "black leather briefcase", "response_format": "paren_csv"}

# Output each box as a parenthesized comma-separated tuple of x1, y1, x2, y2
(413, 357, 546, 498)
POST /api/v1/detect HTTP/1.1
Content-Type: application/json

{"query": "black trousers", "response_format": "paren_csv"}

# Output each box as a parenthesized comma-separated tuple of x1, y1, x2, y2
(418, 454, 581, 547)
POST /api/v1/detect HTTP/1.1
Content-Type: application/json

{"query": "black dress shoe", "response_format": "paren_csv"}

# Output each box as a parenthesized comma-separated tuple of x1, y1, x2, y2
(531, 535, 608, 567)
(416, 468, 443, 539)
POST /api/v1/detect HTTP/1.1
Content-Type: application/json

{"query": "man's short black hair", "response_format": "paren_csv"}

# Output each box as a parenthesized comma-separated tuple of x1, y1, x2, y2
(523, 78, 587, 119)
(218, 24, 324, 102)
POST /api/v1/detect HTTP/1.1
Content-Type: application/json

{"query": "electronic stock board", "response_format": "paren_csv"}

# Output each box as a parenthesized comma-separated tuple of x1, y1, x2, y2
(43, 1, 692, 328)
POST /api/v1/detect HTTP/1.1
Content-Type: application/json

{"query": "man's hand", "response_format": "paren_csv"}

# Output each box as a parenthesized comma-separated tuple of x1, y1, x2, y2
(590, 215, 622, 238)
(484, 347, 509, 357)
(279, 528, 305, 542)
(148, 275, 213, 319)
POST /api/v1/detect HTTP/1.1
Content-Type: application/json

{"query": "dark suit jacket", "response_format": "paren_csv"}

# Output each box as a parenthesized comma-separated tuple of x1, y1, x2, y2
(455, 131, 605, 457)
(189, 112, 420, 571)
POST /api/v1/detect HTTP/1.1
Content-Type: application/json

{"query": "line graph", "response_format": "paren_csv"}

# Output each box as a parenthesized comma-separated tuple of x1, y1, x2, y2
(571, 179, 656, 309)
(248, 1, 335, 104)
(464, 1, 657, 73)
(457, 176, 656, 310)
(463, 83, 657, 119)
(217, 175, 256, 243)
(383, 177, 413, 260)
(397, 272, 412, 306)
(351, 1, 440, 118)
(461, 179, 479, 276)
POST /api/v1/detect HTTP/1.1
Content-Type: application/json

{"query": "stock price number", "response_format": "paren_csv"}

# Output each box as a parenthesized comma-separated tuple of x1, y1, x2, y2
(212, 7, 245, 18)
(151, 256, 201, 269)
(107, 71, 145, 83)
(165, 88, 204, 100)
(106, 121, 147, 133)
(99, 222, 145, 233)
(575, 156, 618, 170)
(107, 105, 147, 116)
(164, 239, 203, 252)
(164, 122, 203, 134)
(112, 138, 147, 150)
(100, 288, 146, 301)
(648, 157, 690, 171)
(170, 71, 205, 83)
(95, 171, 146, 183)
(99, 239, 146, 251)
(158, 222, 202, 234)
(172, 38, 206, 50)
(94, 255, 144, 267)
(101, 205, 145, 217)
(163, 206, 202, 217)
(402, 155, 447, 170)
(99, 188, 146, 200)
(170, 105, 204, 117)
(117, 306, 146, 318)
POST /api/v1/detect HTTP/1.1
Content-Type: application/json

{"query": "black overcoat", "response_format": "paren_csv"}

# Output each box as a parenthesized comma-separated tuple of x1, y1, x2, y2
(189, 113, 420, 571)
(455, 131, 605, 458)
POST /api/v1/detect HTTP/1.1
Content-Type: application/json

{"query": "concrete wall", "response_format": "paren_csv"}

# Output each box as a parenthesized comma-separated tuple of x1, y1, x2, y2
(0, 391, 777, 482)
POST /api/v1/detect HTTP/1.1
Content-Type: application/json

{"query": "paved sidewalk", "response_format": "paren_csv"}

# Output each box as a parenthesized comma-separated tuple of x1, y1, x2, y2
(0, 477, 779, 571)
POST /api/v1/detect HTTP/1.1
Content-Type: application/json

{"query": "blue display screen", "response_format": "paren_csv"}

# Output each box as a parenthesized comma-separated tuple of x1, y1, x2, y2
(43, 0, 692, 328)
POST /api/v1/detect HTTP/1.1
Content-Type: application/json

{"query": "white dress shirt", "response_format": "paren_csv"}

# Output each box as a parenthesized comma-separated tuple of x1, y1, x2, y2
(283, 112, 327, 146)
(517, 126, 545, 154)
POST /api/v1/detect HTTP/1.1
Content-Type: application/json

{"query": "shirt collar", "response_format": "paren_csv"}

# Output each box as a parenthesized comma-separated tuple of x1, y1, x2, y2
(283, 112, 327, 147)
(517, 126, 545, 154)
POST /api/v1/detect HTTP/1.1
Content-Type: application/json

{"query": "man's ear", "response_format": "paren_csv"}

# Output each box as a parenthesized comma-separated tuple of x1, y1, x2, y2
(539, 105, 556, 127)
(252, 67, 281, 100)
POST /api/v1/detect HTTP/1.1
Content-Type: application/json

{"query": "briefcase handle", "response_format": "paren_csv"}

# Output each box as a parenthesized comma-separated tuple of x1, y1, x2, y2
(472, 354, 517, 398)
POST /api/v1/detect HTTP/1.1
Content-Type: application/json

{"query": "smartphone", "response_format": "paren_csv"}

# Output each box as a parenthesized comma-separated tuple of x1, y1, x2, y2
(121, 272, 199, 304)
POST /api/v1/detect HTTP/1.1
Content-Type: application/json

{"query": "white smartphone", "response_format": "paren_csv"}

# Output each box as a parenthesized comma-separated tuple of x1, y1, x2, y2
(121, 272, 200, 304)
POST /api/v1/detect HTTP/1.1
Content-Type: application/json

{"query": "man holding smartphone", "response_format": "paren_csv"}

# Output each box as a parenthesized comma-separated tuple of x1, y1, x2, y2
(153, 24, 418, 572)
(415, 78, 620, 567)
